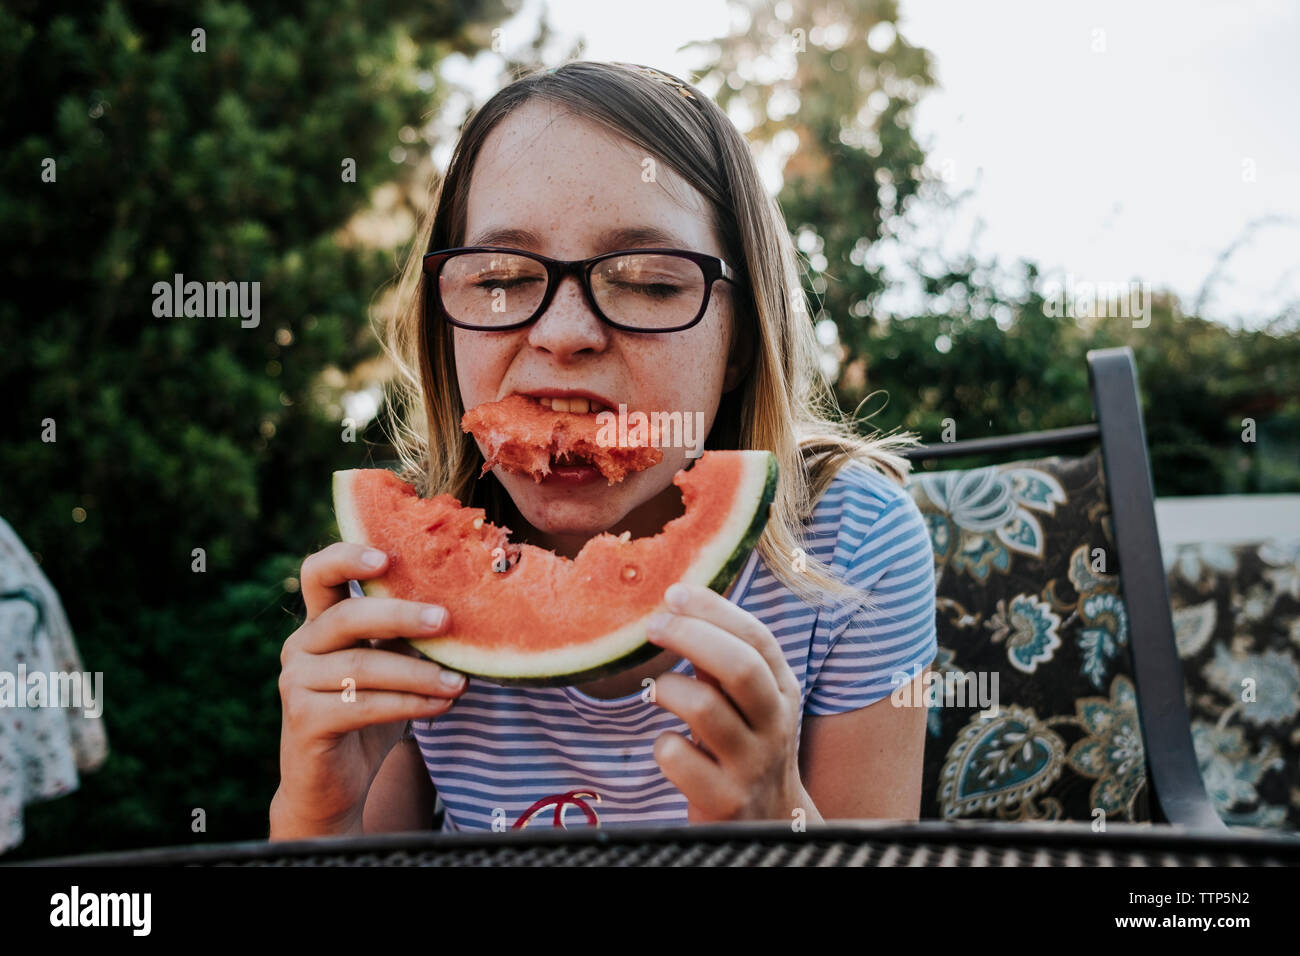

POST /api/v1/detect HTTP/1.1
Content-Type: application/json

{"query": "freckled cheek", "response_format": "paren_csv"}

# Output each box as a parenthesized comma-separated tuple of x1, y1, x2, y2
(453, 331, 519, 404)
(641, 326, 730, 412)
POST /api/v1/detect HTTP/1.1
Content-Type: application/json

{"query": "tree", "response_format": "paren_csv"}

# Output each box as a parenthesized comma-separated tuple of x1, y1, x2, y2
(0, 0, 512, 857)
(696, 0, 932, 369)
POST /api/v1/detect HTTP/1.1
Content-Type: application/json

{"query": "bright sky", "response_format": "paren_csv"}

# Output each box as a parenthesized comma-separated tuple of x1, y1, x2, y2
(438, 0, 1300, 329)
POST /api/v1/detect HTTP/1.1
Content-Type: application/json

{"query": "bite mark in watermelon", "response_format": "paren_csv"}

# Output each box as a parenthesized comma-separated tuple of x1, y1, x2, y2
(461, 393, 663, 484)
(332, 449, 777, 686)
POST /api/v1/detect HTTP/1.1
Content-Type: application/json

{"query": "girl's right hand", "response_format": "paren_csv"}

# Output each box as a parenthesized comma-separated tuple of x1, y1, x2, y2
(269, 542, 466, 840)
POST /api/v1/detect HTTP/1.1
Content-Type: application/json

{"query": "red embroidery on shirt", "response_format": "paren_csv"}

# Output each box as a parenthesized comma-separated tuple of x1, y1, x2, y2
(511, 790, 602, 829)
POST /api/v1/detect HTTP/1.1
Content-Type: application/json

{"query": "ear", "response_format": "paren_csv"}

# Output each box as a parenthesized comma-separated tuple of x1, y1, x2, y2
(722, 312, 754, 394)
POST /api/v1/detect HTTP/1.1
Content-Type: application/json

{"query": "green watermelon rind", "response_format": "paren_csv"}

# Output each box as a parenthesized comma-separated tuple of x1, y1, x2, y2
(332, 451, 778, 688)
(704, 450, 778, 595)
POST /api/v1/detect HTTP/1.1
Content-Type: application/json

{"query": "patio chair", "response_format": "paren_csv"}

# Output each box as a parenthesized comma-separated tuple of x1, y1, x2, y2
(898, 345, 1225, 830)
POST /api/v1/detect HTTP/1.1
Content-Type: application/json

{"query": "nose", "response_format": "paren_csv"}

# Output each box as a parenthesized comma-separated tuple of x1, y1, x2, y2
(525, 272, 609, 361)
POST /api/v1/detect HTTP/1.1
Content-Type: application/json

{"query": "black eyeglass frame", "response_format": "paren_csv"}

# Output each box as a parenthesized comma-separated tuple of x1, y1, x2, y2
(422, 246, 742, 333)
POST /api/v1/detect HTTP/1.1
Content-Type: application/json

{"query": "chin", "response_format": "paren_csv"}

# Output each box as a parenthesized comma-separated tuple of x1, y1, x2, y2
(498, 471, 641, 539)
(523, 509, 617, 538)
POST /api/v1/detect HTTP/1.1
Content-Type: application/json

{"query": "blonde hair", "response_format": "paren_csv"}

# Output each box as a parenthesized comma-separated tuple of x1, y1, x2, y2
(378, 61, 923, 613)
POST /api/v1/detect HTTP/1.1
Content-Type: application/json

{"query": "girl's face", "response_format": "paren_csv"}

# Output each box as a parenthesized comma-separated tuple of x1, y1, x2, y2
(453, 99, 746, 555)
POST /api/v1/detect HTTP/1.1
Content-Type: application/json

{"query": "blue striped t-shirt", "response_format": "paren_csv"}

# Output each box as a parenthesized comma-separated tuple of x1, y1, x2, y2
(408, 458, 938, 830)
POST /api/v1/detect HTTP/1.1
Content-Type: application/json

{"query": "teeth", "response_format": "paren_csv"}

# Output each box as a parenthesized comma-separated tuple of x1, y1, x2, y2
(535, 396, 608, 414)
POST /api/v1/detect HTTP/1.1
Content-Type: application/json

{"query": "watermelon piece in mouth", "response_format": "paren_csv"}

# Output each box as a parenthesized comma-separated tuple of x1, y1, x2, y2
(332, 450, 777, 686)
(461, 393, 663, 484)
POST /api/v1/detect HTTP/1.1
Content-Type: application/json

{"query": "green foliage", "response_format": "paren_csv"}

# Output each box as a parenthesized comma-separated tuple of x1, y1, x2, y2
(8, 555, 299, 858)
(702, 0, 932, 314)
(1, 0, 510, 858)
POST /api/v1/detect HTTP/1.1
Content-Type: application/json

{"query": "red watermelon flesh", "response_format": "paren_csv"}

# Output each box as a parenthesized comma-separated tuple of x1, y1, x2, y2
(333, 449, 777, 686)
(461, 393, 663, 484)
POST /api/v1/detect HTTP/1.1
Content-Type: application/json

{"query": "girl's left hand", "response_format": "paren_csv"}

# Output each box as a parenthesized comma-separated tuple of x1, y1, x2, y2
(645, 582, 815, 824)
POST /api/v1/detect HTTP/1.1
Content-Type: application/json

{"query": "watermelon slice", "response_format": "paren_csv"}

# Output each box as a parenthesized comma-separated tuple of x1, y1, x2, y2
(462, 393, 663, 484)
(332, 450, 777, 686)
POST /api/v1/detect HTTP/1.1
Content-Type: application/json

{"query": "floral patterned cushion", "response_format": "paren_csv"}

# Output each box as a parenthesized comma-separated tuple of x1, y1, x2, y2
(1166, 538, 1300, 829)
(904, 448, 1151, 824)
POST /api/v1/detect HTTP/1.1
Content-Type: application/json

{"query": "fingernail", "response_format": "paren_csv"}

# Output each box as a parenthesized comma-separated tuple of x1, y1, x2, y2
(440, 669, 465, 688)
(664, 583, 688, 609)
(361, 549, 386, 569)
(420, 606, 446, 630)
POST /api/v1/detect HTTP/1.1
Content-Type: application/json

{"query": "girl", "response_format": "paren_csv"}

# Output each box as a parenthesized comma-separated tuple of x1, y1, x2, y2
(270, 61, 937, 837)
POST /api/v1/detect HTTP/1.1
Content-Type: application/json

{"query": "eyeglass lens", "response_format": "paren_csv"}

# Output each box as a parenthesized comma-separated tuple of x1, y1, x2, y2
(437, 252, 708, 330)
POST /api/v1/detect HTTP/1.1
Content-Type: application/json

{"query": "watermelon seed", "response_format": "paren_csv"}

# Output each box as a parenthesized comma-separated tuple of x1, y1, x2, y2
(621, 564, 640, 583)
(618, 531, 631, 544)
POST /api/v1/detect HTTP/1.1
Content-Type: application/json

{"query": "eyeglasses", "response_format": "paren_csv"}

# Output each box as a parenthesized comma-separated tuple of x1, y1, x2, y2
(422, 246, 741, 333)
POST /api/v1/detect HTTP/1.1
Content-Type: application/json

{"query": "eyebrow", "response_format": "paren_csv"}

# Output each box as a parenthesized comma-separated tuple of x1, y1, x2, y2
(464, 224, 690, 251)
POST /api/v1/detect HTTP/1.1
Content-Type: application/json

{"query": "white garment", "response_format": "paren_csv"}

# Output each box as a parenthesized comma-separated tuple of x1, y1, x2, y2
(0, 516, 109, 854)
